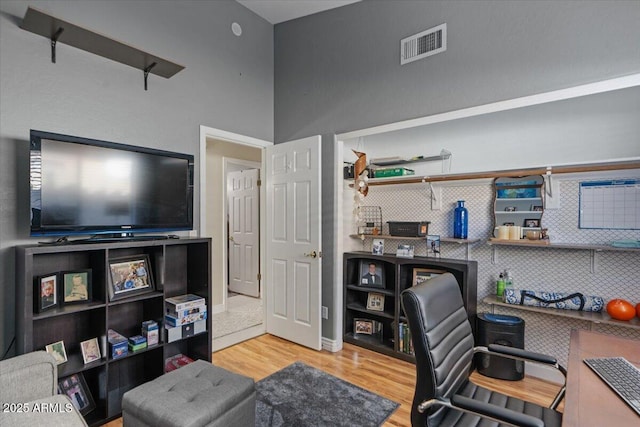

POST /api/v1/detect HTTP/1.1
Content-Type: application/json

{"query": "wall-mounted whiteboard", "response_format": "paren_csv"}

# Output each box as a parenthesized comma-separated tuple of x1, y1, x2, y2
(579, 180, 639, 229)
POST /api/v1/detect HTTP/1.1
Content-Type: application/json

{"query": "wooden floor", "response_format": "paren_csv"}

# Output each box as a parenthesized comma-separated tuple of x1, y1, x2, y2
(104, 333, 564, 427)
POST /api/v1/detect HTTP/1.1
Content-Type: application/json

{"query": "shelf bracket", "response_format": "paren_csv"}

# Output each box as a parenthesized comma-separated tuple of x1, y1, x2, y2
(50, 27, 64, 63)
(143, 62, 157, 91)
(590, 249, 600, 274)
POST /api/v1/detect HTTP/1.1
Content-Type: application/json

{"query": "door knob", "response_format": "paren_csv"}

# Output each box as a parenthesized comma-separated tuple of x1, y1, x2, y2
(304, 250, 317, 258)
(229, 236, 234, 241)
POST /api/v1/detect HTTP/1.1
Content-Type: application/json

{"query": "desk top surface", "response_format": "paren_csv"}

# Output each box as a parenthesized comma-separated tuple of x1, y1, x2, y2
(563, 329, 640, 426)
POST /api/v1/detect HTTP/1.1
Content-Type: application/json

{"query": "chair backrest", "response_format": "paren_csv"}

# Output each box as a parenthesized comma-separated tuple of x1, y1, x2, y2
(401, 272, 475, 426)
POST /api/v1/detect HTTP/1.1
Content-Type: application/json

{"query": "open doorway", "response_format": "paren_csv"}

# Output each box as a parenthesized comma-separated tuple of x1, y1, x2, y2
(199, 126, 272, 351)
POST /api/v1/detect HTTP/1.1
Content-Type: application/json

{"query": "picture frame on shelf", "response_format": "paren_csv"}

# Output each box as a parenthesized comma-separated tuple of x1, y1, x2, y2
(35, 273, 58, 313)
(354, 318, 375, 335)
(372, 238, 384, 255)
(524, 218, 540, 228)
(61, 270, 92, 305)
(353, 318, 383, 340)
(396, 244, 414, 258)
(426, 235, 440, 257)
(412, 268, 445, 287)
(58, 372, 96, 416)
(108, 255, 154, 301)
(80, 337, 101, 364)
(359, 261, 384, 288)
(532, 205, 544, 211)
(366, 292, 385, 311)
(45, 340, 67, 365)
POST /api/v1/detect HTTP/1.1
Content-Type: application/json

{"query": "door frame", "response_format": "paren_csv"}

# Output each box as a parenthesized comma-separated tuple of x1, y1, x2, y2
(199, 126, 272, 346)
(224, 157, 261, 299)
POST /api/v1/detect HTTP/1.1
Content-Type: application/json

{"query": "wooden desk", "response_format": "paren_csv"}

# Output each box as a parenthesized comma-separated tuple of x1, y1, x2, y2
(563, 329, 640, 426)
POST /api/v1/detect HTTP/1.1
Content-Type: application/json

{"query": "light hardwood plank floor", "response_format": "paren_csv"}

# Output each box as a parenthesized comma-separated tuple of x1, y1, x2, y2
(104, 333, 564, 427)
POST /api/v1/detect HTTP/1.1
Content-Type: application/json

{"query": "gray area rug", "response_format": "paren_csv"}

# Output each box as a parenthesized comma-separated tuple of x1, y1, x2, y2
(255, 361, 399, 426)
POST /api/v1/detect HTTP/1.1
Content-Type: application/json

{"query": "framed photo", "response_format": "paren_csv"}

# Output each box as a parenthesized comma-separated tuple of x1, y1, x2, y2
(61, 270, 92, 305)
(354, 318, 374, 335)
(396, 244, 414, 258)
(426, 235, 440, 257)
(366, 292, 385, 311)
(532, 205, 544, 211)
(353, 318, 382, 338)
(372, 238, 384, 255)
(45, 340, 67, 365)
(108, 255, 154, 301)
(412, 268, 445, 287)
(58, 373, 96, 416)
(35, 273, 58, 313)
(359, 261, 384, 288)
(80, 338, 101, 364)
(524, 218, 540, 228)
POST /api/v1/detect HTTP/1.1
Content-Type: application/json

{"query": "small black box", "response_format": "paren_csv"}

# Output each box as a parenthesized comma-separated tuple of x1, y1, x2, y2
(387, 221, 430, 237)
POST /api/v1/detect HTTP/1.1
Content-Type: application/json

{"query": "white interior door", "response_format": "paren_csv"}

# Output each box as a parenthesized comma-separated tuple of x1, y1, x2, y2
(227, 168, 260, 297)
(265, 135, 322, 350)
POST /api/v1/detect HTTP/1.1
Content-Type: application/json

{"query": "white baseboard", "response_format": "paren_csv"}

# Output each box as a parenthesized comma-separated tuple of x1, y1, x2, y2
(212, 303, 225, 315)
(322, 337, 342, 352)
(212, 323, 265, 352)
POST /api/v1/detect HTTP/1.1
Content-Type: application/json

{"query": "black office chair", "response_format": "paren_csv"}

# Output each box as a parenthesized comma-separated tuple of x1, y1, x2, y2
(401, 273, 566, 427)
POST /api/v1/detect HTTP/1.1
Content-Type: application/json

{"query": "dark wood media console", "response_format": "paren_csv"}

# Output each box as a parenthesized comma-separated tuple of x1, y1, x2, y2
(15, 238, 212, 426)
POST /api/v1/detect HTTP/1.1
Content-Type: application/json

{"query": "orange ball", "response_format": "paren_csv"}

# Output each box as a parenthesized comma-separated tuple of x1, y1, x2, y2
(606, 299, 636, 321)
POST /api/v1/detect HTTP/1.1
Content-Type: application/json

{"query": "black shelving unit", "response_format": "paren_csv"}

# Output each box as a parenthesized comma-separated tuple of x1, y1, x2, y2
(15, 238, 212, 426)
(344, 251, 477, 363)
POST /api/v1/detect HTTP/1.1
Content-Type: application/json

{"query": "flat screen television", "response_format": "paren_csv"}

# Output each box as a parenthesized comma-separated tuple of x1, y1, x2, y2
(30, 130, 193, 238)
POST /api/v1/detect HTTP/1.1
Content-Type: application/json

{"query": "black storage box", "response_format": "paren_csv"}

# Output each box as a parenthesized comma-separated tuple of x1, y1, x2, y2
(476, 313, 525, 381)
(387, 221, 429, 237)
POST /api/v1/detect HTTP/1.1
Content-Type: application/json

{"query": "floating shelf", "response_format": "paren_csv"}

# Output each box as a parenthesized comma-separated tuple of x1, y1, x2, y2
(21, 7, 185, 90)
(350, 234, 480, 244)
(369, 153, 451, 167)
(483, 295, 640, 331)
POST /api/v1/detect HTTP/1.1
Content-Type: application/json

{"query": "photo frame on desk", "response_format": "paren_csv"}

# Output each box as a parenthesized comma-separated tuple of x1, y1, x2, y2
(108, 255, 154, 301)
(35, 273, 58, 313)
(61, 270, 92, 305)
(359, 261, 385, 288)
(426, 235, 440, 258)
(58, 372, 95, 416)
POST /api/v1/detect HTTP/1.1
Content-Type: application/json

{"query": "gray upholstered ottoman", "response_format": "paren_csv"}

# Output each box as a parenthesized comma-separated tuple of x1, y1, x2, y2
(122, 360, 255, 427)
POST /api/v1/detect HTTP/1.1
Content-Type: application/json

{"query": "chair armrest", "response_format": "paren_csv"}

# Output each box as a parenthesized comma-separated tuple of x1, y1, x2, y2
(451, 394, 544, 427)
(0, 351, 58, 403)
(488, 344, 557, 365)
(474, 344, 567, 409)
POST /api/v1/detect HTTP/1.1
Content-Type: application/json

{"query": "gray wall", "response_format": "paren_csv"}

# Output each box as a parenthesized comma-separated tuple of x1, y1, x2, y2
(274, 0, 640, 340)
(274, 0, 640, 142)
(0, 0, 273, 356)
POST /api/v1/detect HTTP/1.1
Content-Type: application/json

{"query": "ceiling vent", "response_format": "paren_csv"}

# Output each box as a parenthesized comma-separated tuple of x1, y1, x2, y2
(400, 23, 447, 65)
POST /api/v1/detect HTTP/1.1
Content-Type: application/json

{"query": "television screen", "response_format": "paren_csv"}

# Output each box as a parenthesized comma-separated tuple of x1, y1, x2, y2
(30, 130, 193, 237)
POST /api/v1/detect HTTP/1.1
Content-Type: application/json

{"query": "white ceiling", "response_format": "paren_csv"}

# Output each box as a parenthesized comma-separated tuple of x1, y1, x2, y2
(237, 0, 361, 24)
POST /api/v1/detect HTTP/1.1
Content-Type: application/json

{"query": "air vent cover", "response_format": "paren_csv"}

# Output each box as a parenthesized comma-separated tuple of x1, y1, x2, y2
(401, 23, 447, 65)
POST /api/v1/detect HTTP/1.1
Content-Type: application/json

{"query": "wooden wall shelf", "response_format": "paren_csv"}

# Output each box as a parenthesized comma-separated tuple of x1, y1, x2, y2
(483, 295, 640, 331)
(21, 7, 185, 90)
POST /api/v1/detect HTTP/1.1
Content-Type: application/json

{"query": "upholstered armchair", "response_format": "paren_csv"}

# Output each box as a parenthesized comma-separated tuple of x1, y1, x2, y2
(401, 273, 566, 427)
(0, 351, 88, 427)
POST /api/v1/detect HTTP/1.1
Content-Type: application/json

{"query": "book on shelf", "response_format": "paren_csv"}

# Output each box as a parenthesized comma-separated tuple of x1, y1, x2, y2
(164, 309, 207, 327)
(165, 303, 207, 318)
(398, 322, 414, 355)
(164, 353, 195, 372)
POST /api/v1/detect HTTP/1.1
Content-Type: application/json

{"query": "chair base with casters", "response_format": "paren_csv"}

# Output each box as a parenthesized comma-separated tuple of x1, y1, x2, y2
(401, 273, 565, 427)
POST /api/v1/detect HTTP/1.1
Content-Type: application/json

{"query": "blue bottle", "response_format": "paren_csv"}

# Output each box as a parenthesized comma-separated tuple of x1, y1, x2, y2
(453, 200, 468, 239)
